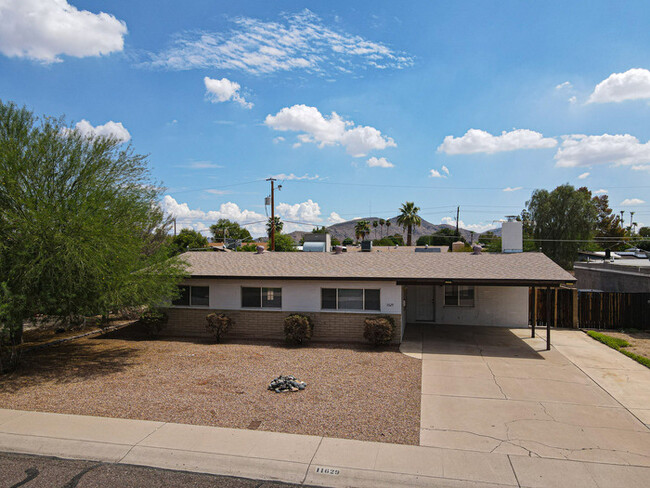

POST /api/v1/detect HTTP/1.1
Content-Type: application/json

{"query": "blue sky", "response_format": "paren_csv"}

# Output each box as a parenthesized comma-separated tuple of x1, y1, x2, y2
(2, 1, 650, 236)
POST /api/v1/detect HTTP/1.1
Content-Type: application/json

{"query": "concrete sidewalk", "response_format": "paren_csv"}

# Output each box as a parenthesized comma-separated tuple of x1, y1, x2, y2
(1, 408, 649, 487)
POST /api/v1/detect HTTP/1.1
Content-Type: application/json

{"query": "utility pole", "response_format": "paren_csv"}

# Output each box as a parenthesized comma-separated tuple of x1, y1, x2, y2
(266, 177, 276, 251)
(455, 206, 460, 238)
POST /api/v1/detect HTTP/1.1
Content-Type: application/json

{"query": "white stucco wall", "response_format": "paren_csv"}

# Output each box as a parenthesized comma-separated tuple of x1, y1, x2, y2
(176, 279, 402, 315)
(404, 285, 529, 327)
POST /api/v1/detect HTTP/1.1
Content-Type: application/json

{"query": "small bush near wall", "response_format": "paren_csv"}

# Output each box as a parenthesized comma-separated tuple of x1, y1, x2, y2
(284, 314, 314, 345)
(205, 313, 233, 343)
(139, 309, 169, 338)
(363, 316, 395, 346)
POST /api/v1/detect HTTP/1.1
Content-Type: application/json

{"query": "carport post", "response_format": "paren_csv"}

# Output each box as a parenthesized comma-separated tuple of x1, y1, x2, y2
(546, 287, 552, 351)
(531, 287, 536, 338)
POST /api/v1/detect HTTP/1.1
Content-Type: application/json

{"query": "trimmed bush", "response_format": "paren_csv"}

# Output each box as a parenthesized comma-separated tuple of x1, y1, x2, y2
(586, 330, 630, 349)
(205, 313, 233, 343)
(364, 315, 395, 346)
(284, 314, 314, 345)
(139, 309, 168, 338)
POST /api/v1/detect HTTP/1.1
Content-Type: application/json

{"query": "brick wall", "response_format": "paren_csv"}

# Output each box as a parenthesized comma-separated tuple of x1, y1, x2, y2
(163, 308, 402, 343)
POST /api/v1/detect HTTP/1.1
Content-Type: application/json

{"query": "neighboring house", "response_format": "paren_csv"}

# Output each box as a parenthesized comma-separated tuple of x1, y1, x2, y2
(574, 259, 650, 293)
(163, 249, 574, 343)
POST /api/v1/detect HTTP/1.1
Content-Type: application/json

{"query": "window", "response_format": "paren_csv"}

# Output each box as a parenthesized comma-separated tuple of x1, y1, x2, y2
(241, 287, 282, 308)
(444, 285, 475, 307)
(172, 285, 209, 307)
(321, 288, 381, 311)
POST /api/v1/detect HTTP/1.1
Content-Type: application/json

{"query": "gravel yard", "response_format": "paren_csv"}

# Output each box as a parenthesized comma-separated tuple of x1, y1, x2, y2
(0, 332, 421, 445)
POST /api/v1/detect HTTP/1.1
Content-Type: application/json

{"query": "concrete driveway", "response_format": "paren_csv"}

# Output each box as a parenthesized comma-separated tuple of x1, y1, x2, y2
(417, 325, 650, 467)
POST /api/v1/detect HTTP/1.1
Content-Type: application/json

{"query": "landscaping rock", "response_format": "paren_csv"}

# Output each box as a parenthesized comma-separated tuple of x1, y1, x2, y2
(268, 375, 306, 393)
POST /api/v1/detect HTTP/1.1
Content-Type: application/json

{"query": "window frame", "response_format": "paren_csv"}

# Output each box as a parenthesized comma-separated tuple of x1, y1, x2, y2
(320, 287, 381, 312)
(241, 286, 282, 309)
(444, 285, 475, 307)
(172, 285, 209, 308)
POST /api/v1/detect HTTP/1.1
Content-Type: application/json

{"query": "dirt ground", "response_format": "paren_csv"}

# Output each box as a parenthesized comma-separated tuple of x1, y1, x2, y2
(600, 329, 650, 358)
(0, 329, 421, 445)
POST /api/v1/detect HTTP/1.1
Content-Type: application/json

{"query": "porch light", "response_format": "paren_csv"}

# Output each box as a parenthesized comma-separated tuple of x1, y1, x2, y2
(444, 280, 452, 284)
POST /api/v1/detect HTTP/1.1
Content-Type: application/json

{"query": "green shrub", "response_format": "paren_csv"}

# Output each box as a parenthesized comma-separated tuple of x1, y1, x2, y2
(620, 350, 650, 369)
(363, 315, 395, 346)
(284, 314, 314, 345)
(139, 309, 168, 337)
(342, 237, 354, 246)
(237, 243, 258, 252)
(205, 313, 233, 343)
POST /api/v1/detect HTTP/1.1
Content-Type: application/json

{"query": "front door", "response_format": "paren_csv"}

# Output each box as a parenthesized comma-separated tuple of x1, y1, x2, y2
(415, 286, 435, 322)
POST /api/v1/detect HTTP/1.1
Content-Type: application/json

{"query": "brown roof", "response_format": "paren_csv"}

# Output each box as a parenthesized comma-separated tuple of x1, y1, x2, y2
(181, 251, 575, 286)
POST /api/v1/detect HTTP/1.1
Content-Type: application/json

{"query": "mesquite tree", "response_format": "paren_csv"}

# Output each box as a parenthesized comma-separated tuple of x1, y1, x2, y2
(0, 101, 186, 361)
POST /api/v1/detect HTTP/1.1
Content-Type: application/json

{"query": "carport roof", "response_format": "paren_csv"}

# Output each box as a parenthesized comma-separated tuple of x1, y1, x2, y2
(180, 251, 575, 286)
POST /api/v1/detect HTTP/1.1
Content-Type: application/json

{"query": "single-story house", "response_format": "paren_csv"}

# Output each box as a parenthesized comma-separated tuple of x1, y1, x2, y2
(163, 249, 575, 343)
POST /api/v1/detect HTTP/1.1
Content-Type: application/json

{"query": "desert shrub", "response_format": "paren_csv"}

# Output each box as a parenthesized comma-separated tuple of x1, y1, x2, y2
(205, 312, 233, 343)
(139, 309, 168, 338)
(363, 315, 395, 346)
(284, 314, 314, 345)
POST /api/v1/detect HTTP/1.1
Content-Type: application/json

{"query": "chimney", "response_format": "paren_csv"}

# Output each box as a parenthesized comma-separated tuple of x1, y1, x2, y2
(256, 245, 265, 254)
(333, 245, 343, 254)
(452, 241, 465, 252)
(501, 216, 523, 253)
(472, 245, 482, 255)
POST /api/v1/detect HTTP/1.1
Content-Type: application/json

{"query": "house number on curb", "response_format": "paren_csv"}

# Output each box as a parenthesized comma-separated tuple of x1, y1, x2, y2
(315, 467, 340, 475)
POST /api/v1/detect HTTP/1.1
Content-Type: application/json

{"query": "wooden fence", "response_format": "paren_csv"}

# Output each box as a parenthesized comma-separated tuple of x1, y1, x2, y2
(529, 288, 650, 330)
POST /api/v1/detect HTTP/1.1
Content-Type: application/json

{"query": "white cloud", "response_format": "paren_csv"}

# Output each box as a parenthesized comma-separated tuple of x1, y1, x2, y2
(588, 68, 650, 103)
(270, 173, 321, 180)
(204, 76, 252, 108)
(276, 199, 322, 224)
(620, 198, 645, 206)
(146, 9, 412, 75)
(273, 136, 285, 144)
(593, 189, 608, 195)
(265, 104, 395, 157)
(556, 81, 572, 90)
(72, 119, 130, 142)
(429, 169, 444, 178)
(441, 165, 450, 175)
(438, 129, 557, 155)
(162, 195, 267, 236)
(367, 157, 394, 168)
(568, 96, 577, 104)
(186, 161, 223, 169)
(578, 172, 590, 179)
(204, 189, 232, 195)
(503, 187, 523, 192)
(554, 134, 650, 167)
(441, 217, 494, 234)
(327, 212, 345, 224)
(632, 164, 650, 172)
(0, 0, 127, 63)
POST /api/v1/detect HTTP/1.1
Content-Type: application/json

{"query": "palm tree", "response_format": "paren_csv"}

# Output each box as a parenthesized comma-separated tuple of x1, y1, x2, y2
(385, 219, 391, 236)
(266, 216, 283, 239)
(379, 218, 386, 237)
(354, 220, 370, 242)
(397, 202, 422, 246)
(372, 220, 378, 240)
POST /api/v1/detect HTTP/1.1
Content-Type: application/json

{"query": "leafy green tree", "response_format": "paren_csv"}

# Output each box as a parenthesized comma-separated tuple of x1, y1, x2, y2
(0, 101, 186, 355)
(266, 216, 284, 239)
(210, 219, 252, 242)
(373, 234, 404, 246)
(354, 220, 370, 241)
(397, 202, 422, 246)
(342, 237, 354, 246)
(170, 228, 209, 255)
(526, 184, 597, 269)
(639, 227, 650, 238)
(274, 233, 297, 252)
(417, 228, 465, 246)
(577, 189, 627, 251)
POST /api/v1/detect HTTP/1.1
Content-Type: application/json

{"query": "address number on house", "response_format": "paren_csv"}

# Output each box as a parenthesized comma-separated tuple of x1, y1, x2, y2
(315, 467, 340, 475)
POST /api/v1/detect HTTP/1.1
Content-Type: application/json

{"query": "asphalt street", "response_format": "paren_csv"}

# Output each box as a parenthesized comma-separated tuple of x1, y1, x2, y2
(0, 452, 310, 488)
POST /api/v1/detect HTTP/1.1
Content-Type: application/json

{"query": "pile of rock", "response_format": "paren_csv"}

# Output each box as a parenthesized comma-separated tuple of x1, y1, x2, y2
(268, 375, 307, 393)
